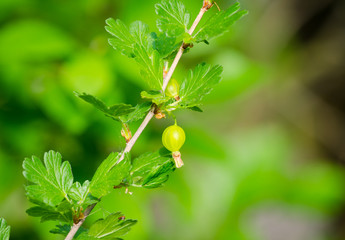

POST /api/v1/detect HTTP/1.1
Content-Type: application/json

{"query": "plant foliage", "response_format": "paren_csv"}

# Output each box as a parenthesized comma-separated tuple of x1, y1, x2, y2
(22, 0, 247, 238)
(0, 218, 10, 240)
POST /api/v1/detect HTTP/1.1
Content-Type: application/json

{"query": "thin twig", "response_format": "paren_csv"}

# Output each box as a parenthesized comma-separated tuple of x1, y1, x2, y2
(65, 3, 211, 240)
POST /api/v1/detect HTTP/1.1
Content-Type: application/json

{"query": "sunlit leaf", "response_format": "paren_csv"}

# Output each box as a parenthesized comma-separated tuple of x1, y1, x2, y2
(88, 212, 137, 239)
(105, 18, 135, 58)
(75, 92, 135, 121)
(152, 32, 180, 59)
(155, 0, 190, 37)
(141, 90, 170, 105)
(23, 150, 73, 206)
(106, 19, 164, 90)
(133, 43, 164, 90)
(194, 2, 248, 42)
(119, 102, 152, 123)
(90, 153, 131, 198)
(0, 218, 10, 240)
(178, 63, 223, 108)
(127, 149, 175, 188)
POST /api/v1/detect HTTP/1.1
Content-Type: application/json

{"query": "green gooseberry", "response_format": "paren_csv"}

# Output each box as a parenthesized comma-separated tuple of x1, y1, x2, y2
(162, 124, 186, 168)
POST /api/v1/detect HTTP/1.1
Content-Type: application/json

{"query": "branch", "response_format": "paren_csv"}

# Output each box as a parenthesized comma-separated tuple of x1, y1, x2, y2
(64, 2, 212, 239)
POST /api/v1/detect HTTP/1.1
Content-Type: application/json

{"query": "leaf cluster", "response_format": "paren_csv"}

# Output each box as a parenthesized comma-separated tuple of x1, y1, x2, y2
(23, 149, 174, 238)
(22, 0, 247, 238)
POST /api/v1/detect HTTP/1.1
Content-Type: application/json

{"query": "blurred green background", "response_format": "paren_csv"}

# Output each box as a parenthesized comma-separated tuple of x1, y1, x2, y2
(1, 0, 345, 239)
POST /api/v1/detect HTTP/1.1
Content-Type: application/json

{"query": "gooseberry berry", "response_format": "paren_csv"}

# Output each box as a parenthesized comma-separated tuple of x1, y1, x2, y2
(162, 124, 185, 168)
(166, 78, 180, 101)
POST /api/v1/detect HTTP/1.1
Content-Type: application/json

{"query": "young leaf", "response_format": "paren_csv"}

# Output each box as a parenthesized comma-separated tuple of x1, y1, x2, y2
(178, 63, 223, 108)
(69, 180, 98, 207)
(155, 0, 190, 37)
(90, 153, 131, 198)
(193, 2, 248, 42)
(141, 90, 170, 105)
(23, 150, 74, 206)
(0, 218, 10, 240)
(88, 212, 137, 239)
(26, 200, 73, 223)
(127, 149, 175, 188)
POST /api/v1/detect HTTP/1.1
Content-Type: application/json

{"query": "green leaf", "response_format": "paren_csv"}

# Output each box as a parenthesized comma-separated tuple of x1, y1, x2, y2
(105, 18, 135, 58)
(75, 232, 99, 240)
(75, 92, 135, 121)
(188, 106, 203, 112)
(0, 218, 10, 240)
(51, 225, 88, 239)
(193, 2, 248, 42)
(69, 180, 98, 207)
(133, 43, 164, 90)
(50, 224, 71, 236)
(151, 32, 180, 59)
(119, 102, 152, 123)
(128, 149, 175, 188)
(105, 19, 164, 90)
(155, 0, 190, 37)
(88, 212, 137, 239)
(69, 181, 90, 203)
(26, 200, 73, 223)
(141, 90, 170, 105)
(23, 150, 74, 206)
(90, 153, 131, 198)
(129, 21, 153, 52)
(178, 63, 223, 108)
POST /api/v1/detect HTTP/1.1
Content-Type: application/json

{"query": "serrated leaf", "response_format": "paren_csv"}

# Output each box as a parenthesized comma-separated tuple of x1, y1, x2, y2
(51, 225, 88, 239)
(50, 224, 71, 236)
(151, 32, 180, 59)
(155, 0, 190, 37)
(76, 232, 99, 240)
(75, 92, 135, 121)
(0, 218, 10, 240)
(69, 181, 90, 203)
(23, 150, 73, 206)
(105, 18, 135, 58)
(105, 19, 164, 90)
(178, 63, 223, 108)
(133, 43, 164, 90)
(90, 153, 131, 198)
(194, 2, 248, 42)
(69, 180, 98, 207)
(26, 200, 73, 223)
(141, 90, 170, 105)
(119, 102, 152, 123)
(128, 149, 175, 188)
(129, 21, 152, 52)
(142, 161, 175, 188)
(88, 212, 137, 239)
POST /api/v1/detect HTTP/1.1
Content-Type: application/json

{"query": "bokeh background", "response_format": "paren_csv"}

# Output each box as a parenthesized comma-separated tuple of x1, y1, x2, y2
(1, 0, 345, 239)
